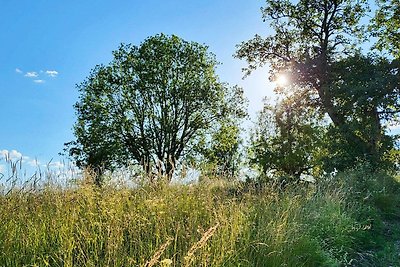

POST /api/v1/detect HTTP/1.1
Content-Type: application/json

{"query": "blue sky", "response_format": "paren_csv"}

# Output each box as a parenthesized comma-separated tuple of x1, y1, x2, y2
(0, 0, 274, 172)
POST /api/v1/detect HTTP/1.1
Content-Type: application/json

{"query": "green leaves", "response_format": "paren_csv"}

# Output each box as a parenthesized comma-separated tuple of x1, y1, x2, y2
(237, 0, 399, 173)
(250, 93, 326, 179)
(322, 54, 400, 170)
(370, 0, 400, 58)
(66, 34, 242, 182)
(236, 0, 368, 77)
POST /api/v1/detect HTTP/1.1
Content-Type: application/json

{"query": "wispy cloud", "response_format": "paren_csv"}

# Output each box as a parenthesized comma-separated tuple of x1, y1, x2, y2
(17, 68, 59, 84)
(47, 161, 65, 169)
(45, 70, 58, 77)
(28, 158, 40, 167)
(0, 149, 77, 181)
(25, 71, 38, 78)
(0, 149, 41, 167)
(0, 149, 23, 160)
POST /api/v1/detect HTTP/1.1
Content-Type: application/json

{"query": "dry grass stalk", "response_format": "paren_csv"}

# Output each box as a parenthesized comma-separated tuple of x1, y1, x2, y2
(144, 237, 173, 267)
(184, 223, 220, 266)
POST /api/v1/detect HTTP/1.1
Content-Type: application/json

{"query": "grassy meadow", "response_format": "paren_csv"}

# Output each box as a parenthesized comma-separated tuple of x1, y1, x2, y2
(0, 166, 399, 266)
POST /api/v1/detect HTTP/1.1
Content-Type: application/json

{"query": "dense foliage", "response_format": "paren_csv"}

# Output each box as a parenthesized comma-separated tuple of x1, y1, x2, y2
(236, 0, 400, 175)
(65, 34, 246, 183)
(250, 92, 325, 179)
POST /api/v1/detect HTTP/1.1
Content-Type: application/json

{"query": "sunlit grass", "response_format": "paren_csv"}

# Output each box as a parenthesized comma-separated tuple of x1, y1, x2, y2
(0, 163, 399, 266)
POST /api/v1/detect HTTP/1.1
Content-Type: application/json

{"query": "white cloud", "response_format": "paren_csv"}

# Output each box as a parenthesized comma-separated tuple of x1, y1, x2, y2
(0, 149, 23, 160)
(25, 72, 38, 78)
(0, 150, 7, 159)
(27, 159, 40, 167)
(18, 69, 58, 83)
(0, 149, 78, 181)
(45, 70, 58, 77)
(49, 161, 65, 169)
(11, 153, 40, 167)
(9, 150, 22, 159)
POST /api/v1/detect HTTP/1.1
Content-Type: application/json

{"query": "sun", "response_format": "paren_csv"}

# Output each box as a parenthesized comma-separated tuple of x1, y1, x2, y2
(275, 74, 289, 87)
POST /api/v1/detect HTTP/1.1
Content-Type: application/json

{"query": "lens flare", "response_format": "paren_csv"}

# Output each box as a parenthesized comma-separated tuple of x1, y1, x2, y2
(275, 74, 289, 87)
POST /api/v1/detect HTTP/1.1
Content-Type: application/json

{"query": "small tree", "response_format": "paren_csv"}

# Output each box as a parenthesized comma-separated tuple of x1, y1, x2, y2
(198, 121, 242, 177)
(250, 91, 326, 180)
(194, 85, 248, 178)
(66, 34, 243, 183)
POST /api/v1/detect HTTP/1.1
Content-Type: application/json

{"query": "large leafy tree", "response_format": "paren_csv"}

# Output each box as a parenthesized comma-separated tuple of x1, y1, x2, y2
(236, 0, 399, 169)
(236, 0, 368, 123)
(66, 34, 244, 183)
(325, 54, 400, 168)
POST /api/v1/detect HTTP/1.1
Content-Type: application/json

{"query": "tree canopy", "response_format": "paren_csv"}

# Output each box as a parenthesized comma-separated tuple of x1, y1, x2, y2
(236, 0, 399, 173)
(66, 34, 246, 183)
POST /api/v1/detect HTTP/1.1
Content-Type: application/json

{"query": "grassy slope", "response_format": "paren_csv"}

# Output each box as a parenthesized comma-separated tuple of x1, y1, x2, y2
(0, 168, 399, 267)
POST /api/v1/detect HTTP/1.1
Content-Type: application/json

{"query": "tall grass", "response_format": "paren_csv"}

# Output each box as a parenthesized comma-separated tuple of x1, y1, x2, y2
(0, 163, 399, 266)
